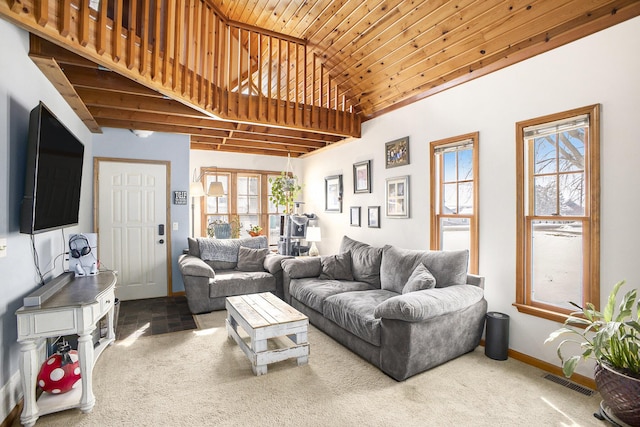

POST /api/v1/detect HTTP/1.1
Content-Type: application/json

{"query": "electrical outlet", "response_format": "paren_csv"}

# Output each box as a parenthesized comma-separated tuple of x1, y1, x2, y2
(172, 222, 179, 231)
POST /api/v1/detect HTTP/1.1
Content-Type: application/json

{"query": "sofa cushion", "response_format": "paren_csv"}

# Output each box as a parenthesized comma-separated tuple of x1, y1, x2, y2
(380, 246, 469, 293)
(402, 263, 436, 294)
(236, 246, 269, 272)
(339, 236, 383, 288)
(197, 236, 267, 263)
(319, 252, 354, 280)
(323, 290, 396, 346)
(209, 270, 275, 298)
(281, 257, 322, 278)
(289, 277, 374, 313)
(374, 285, 484, 322)
(179, 255, 215, 278)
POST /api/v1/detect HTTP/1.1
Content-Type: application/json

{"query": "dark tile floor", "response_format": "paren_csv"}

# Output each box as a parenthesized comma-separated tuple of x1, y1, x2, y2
(115, 296, 197, 340)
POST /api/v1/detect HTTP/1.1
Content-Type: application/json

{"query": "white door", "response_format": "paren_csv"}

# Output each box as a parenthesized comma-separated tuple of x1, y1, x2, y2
(97, 160, 169, 300)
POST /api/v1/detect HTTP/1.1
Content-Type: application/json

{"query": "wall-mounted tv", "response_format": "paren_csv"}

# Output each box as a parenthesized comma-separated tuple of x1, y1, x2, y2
(20, 102, 85, 234)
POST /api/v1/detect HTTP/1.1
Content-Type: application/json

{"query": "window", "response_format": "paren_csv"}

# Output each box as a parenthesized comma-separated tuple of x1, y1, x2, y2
(515, 105, 600, 322)
(200, 168, 282, 244)
(429, 132, 479, 273)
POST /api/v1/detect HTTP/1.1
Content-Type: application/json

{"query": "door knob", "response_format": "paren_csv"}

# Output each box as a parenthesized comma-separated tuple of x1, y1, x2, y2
(159, 239, 165, 244)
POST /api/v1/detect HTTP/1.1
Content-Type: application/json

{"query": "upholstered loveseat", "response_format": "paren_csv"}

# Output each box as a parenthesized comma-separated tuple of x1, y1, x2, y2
(281, 236, 487, 381)
(178, 236, 289, 314)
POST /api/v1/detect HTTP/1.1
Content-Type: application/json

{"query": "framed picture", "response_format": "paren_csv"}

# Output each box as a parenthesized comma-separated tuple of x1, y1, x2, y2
(385, 136, 410, 168)
(353, 160, 371, 193)
(386, 176, 410, 218)
(325, 175, 343, 212)
(350, 206, 361, 227)
(368, 206, 380, 228)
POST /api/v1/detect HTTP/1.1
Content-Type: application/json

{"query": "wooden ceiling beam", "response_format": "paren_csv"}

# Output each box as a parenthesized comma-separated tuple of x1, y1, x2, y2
(89, 106, 237, 130)
(191, 135, 312, 154)
(190, 141, 297, 157)
(63, 64, 164, 97)
(88, 106, 341, 144)
(76, 87, 208, 117)
(29, 54, 102, 133)
(29, 35, 98, 68)
(96, 118, 232, 138)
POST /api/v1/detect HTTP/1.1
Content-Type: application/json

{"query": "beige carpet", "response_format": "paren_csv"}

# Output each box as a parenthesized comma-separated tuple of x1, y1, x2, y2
(32, 310, 603, 426)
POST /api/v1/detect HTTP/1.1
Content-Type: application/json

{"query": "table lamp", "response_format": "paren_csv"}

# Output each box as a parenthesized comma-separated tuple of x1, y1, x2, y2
(306, 226, 321, 256)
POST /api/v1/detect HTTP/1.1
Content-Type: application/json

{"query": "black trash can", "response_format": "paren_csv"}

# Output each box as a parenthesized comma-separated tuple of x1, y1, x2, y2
(485, 312, 509, 360)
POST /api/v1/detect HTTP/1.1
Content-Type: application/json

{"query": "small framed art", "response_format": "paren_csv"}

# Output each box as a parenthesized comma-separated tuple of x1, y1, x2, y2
(385, 137, 410, 168)
(325, 175, 343, 212)
(367, 206, 380, 228)
(353, 160, 371, 193)
(386, 175, 410, 218)
(350, 206, 361, 227)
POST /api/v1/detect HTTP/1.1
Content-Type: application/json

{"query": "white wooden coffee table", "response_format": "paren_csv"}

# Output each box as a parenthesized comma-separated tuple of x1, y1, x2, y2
(226, 292, 309, 375)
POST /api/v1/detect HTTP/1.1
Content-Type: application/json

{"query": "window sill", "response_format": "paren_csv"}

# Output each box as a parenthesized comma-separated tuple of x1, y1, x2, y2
(512, 303, 571, 324)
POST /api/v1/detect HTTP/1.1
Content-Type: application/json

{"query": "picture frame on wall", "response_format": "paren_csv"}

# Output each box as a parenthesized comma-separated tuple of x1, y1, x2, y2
(385, 137, 410, 168)
(386, 176, 410, 218)
(368, 206, 380, 228)
(350, 206, 361, 227)
(353, 160, 371, 193)
(325, 175, 343, 213)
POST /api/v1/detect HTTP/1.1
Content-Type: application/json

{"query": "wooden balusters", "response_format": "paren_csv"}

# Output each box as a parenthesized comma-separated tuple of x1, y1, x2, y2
(0, 0, 360, 137)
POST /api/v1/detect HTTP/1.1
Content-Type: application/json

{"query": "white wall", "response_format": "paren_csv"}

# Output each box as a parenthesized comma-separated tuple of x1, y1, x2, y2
(0, 19, 94, 419)
(189, 150, 299, 235)
(301, 16, 640, 378)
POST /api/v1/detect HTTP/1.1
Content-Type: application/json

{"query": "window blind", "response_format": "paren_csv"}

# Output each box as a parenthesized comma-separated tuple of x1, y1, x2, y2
(524, 114, 589, 138)
(433, 138, 474, 154)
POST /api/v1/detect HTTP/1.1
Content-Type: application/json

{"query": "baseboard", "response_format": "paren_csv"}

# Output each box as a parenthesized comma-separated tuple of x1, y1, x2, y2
(0, 371, 22, 427)
(479, 339, 596, 390)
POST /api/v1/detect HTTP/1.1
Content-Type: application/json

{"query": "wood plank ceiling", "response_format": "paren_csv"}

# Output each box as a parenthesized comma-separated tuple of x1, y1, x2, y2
(4, 0, 640, 156)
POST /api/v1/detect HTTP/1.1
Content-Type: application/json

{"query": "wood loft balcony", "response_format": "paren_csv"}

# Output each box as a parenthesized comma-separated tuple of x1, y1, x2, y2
(0, 0, 361, 156)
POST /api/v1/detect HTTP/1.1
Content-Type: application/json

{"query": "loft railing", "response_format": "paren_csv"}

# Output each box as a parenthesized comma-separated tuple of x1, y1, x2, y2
(0, 0, 361, 137)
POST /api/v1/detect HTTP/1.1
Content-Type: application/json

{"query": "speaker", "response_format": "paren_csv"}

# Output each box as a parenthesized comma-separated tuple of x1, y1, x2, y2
(69, 234, 91, 259)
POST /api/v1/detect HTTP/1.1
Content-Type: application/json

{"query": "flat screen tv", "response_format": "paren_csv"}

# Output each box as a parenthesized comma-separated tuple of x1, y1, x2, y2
(20, 102, 85, 234)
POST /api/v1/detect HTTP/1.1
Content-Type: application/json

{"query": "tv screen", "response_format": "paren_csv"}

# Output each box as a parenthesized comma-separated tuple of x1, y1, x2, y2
(20, 102, 85, 234)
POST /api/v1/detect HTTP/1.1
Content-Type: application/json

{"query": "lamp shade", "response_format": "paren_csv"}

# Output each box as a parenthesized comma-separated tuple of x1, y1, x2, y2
(306, 226, 322, 242)
(190, 182, 205, 198)
(207, 181, 224, 197)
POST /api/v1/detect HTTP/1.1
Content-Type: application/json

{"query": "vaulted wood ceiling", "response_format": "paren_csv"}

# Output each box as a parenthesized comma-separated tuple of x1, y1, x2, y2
(2, 0, 639, 157)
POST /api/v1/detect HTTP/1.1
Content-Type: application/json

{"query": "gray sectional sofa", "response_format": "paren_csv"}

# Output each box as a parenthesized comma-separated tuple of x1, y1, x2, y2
(281, 236, 487, 381)
(178, 236, 289, 314)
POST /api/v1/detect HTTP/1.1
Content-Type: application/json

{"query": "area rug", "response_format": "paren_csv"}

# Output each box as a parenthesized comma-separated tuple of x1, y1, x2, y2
(34, 310, 603, 426)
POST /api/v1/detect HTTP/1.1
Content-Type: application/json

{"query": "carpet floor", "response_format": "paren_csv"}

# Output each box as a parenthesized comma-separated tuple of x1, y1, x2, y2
(30, 310, 603, 426)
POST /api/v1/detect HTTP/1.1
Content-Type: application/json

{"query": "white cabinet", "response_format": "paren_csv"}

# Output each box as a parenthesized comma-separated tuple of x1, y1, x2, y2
(16, 271, 117, 426)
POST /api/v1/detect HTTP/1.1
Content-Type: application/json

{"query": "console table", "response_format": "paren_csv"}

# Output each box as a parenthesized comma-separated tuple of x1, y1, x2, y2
(15, 271, 117, 426)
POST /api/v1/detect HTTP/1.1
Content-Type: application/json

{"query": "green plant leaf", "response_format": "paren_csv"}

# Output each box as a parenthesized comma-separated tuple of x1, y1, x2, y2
(616, 289, 636, 322)
(604, 280, 626, 322)
(562, 356, 581, 378)
(545, 328, 576, 343)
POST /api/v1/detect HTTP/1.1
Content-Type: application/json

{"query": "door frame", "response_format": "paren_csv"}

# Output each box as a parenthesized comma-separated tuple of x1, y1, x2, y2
(93, 157, 174, 296)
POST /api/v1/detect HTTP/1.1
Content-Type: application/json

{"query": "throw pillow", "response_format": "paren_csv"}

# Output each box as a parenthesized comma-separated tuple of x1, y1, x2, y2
(339, 235, 383, 287)
(319, 251, 354, 280)
(402, 263, 436, 294)
(236, 246, 269, 272)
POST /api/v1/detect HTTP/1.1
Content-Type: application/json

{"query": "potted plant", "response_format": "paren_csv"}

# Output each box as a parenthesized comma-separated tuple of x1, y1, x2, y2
(269, 171, 302, 214)
(545, 280, 640, 425)
(247, 224, 263, 237)
(207, 219, 231, 239)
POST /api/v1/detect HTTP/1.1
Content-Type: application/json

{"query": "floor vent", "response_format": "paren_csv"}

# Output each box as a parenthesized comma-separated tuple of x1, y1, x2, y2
(543, 373, 596, 396)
